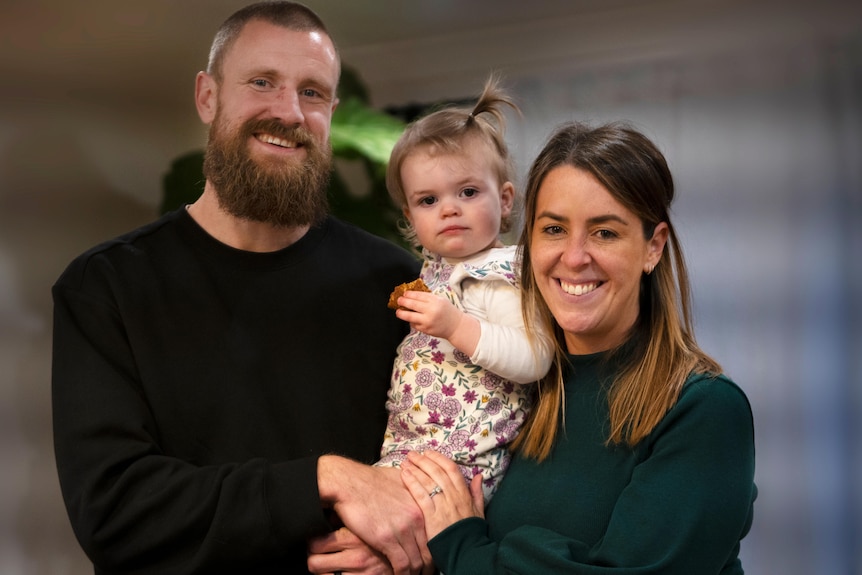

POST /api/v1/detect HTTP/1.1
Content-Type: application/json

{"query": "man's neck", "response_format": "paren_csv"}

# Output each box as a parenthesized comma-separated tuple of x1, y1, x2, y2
(186, 186, 310, 253)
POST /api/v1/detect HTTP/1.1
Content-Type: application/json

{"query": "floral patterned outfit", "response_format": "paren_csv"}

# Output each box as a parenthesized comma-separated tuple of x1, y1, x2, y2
(377, 246, 553, 500)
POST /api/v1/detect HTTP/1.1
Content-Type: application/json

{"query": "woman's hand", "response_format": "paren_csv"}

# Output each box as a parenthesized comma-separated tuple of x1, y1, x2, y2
(307, 527, 393, 575)
(400, 450, 485, 540)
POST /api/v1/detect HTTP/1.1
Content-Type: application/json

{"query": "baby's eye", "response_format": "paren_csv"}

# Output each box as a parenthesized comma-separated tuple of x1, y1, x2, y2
(419, 196, 437, 206)
(461, 187, 479, 198)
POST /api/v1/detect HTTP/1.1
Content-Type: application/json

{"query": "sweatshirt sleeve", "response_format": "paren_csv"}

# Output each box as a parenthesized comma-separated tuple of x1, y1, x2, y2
(51, 272, 332, 573)
(428, 376, 756, 574)
(463, 279, 554, 384)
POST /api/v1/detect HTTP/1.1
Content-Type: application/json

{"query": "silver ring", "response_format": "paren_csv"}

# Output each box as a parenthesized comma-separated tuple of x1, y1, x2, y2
(428, 485, 443, 498)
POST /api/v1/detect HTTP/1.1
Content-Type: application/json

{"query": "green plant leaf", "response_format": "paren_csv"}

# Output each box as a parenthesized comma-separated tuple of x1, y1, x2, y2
(330, 98, 405, 165)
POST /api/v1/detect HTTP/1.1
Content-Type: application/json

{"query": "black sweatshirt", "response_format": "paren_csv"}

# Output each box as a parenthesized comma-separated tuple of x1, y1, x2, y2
(52, 209, 419, 574)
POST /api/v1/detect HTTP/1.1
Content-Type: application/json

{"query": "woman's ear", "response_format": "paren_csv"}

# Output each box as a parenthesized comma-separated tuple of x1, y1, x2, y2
(195, 71, 218, 125)
(646, 221, 669, 271)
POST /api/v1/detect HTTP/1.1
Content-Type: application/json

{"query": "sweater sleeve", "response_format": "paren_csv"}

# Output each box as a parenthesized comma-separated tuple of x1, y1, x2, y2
(464, 279, 554, 384)
(51, 278, 332, 573)
(428, 376, 756, 574)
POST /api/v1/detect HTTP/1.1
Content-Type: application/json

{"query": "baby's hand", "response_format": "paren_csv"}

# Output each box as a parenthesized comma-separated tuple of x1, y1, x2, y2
(396, 291, 463, 341)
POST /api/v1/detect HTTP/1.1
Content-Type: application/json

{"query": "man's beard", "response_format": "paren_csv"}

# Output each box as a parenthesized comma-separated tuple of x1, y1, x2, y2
(202, 114, 332, 228)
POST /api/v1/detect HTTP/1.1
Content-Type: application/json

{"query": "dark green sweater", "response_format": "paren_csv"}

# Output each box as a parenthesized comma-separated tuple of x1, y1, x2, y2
(429, 351, 756, 574)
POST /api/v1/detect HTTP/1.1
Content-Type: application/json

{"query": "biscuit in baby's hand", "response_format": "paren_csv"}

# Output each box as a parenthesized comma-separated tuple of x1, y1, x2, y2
(387, 278, 430, 310)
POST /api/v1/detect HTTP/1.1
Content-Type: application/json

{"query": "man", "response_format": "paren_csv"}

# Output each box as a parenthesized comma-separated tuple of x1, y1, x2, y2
(52, 3, 427, 573)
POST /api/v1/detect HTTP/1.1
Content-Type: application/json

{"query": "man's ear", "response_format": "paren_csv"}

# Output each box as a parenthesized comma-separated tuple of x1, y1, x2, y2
(195, 71, 218, 124)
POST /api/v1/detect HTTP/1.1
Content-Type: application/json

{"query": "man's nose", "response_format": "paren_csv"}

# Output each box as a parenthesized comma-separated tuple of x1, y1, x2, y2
(269, 88, 304, 124)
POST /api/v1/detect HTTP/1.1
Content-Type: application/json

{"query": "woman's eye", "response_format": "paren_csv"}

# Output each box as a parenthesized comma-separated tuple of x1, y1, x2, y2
(596, 229, 617, 240)
(542, 225, 564, 235)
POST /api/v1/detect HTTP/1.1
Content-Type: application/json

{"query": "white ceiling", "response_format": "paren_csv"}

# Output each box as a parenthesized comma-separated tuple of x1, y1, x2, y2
(1, 0, 858, 111)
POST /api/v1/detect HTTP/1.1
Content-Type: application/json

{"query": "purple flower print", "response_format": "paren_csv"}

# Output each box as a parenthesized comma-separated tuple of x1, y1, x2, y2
(429, 338, 440, 349)
(442, 384, 456, 397)
(453, 349, 471, 364)
(448, 429, 470, 448)
(482, 372, 503, 391)
(398, 391, 413, 411)
(432, 351, 445, 364)
(443, 416, 455, 428)
(493, 418, 516, 436)
(441, 397, 461, 418)
(412, 332, 431, 348)
(463, 390, 478, 403)
(402, 347, 415, 362)
(485, 397, 503, 415)
(428, 411, 441, 424)
(377, 451, 407, 467)
(435, 444, 454, 458)
(425, 392, 443, 410)
(415, 368, 435, 388)
(464, 438, 478, 452)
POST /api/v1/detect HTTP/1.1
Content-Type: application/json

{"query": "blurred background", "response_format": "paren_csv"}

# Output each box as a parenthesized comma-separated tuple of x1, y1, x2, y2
(1, 0, 859, 573)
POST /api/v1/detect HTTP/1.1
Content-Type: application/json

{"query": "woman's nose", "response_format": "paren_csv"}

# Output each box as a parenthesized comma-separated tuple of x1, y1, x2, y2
(560, 238, 591, 268)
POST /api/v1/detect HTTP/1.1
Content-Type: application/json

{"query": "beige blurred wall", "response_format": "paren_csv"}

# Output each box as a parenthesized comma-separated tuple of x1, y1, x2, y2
(0, 100, 207, 572)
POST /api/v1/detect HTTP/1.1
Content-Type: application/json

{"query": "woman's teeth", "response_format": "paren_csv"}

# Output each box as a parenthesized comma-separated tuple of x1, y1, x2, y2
(561, 280, 598, 296)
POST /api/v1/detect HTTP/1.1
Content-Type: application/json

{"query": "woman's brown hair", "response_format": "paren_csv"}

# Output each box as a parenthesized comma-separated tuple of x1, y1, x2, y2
(514, 121, 721, 459)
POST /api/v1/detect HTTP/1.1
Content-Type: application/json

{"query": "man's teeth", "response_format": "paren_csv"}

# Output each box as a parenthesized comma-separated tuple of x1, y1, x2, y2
(561, 280, 598, 296)
(258, 134, 298, 148)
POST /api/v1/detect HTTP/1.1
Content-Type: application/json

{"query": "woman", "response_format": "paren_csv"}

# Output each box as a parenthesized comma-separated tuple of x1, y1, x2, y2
(400, 121, 757, 574)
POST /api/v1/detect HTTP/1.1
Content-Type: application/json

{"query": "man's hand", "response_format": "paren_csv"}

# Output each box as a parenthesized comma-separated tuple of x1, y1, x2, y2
(318, 456, 432, 575)
(307, 527, 392, 575)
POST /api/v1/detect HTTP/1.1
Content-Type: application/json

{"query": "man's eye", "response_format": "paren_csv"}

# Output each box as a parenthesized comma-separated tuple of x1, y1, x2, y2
(251, 79, 271, 88)
(301, 88, 321, 98)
